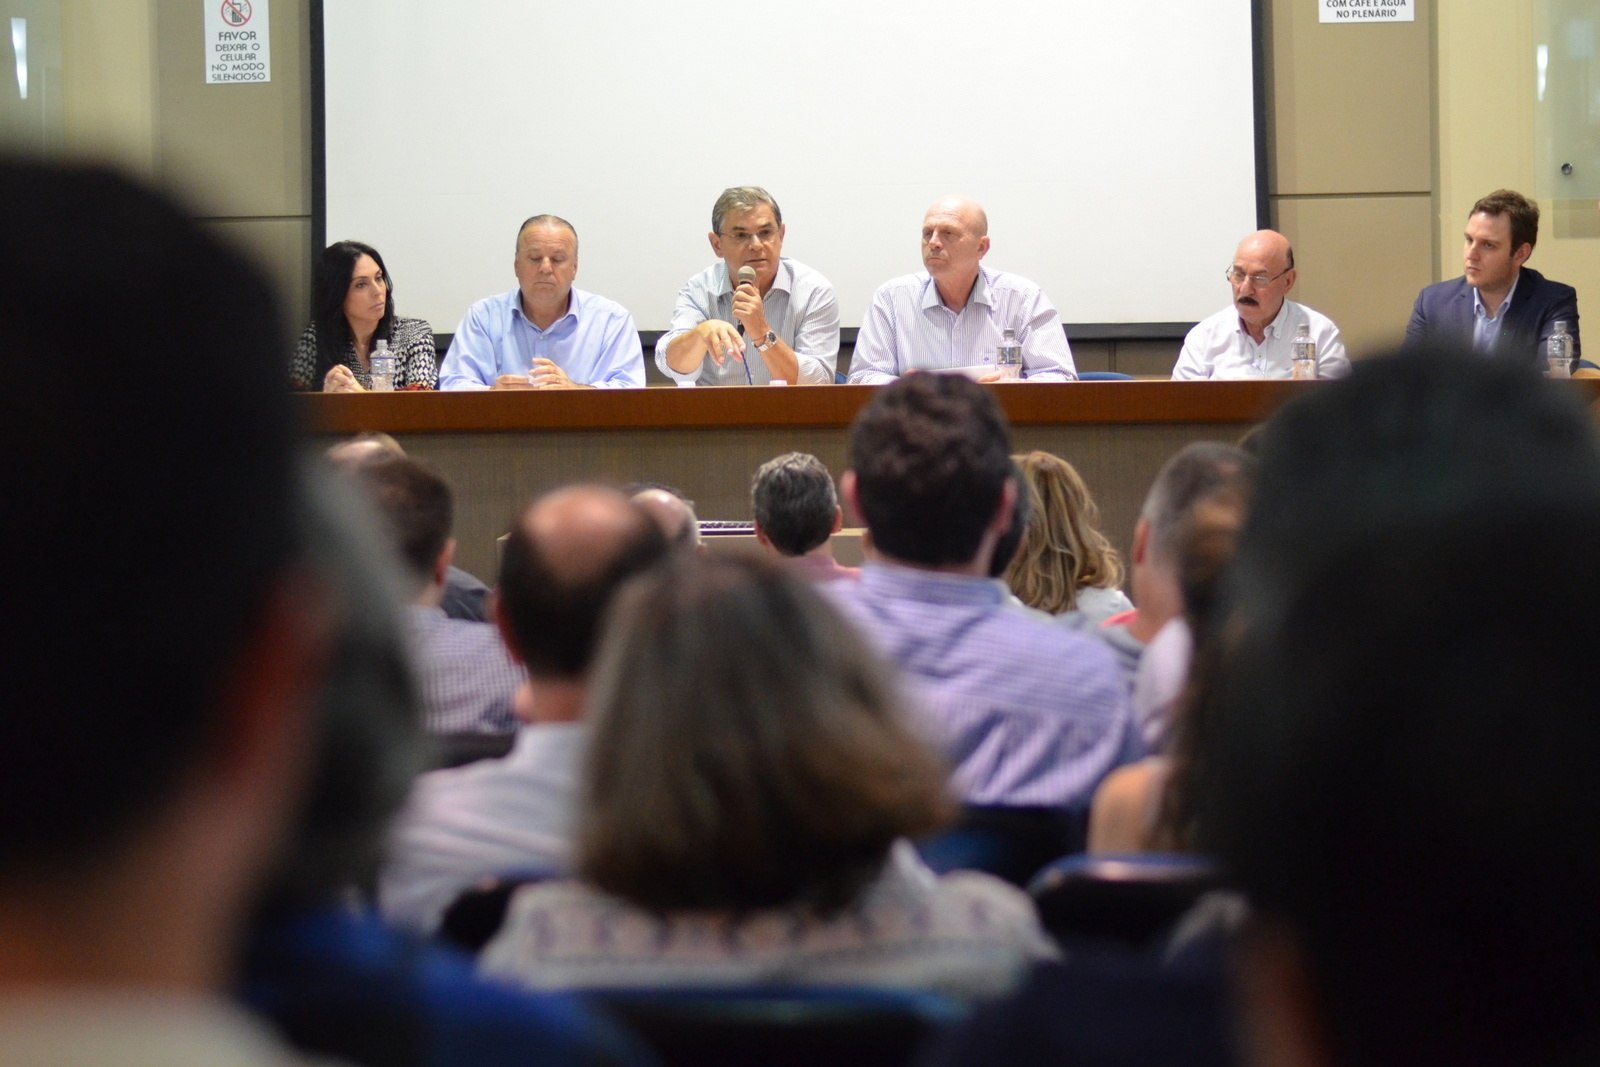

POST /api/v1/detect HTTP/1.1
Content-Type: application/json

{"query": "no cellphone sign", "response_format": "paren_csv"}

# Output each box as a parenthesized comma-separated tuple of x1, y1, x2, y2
(205, 0, 272, 84)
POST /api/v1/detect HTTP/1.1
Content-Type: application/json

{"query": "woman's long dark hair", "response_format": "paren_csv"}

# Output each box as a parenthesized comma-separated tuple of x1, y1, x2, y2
(312, 241, 395, 383)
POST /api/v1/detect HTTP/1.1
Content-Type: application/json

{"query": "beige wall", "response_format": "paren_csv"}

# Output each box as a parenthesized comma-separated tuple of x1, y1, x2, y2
(61, 2, 157, 174)
(48, 1, 1589, 359)
(59, 0, 313, 328)
(1265, 0, 1435, 359)
(1436, 2, 1600, 312)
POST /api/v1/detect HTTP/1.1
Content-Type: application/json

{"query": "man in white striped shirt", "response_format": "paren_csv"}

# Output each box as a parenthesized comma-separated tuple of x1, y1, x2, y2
(848, 196, 1077, 384)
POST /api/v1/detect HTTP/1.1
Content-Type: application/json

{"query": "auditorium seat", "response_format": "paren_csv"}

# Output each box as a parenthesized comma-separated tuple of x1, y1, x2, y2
(588, 985, 965, 1067)
(915, 805, 1087, 887)
(436, 870, 560, 953)
(1027, 852, 1223, 951)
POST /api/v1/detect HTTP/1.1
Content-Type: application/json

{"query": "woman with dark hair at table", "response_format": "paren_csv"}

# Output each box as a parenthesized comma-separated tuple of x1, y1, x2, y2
(479, 554, 1055, 1000)
(292, 240, 438, 392)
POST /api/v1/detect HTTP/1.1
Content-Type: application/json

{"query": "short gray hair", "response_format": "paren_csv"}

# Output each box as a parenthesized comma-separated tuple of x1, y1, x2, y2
(1141, 442, 1254, 566)
(712, 186, 782, 235)
(516, 214, 579, 253)
(751, 452, 838, 557)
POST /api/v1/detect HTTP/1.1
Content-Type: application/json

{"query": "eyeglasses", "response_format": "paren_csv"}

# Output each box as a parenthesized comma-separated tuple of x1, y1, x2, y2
(719, 227, 780, 246)
(1225, 266, 1292, 287)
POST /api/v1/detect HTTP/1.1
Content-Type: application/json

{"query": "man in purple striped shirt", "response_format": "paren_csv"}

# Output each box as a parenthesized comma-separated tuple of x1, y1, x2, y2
(350, 455, 525, 735)
(826, 375, 1139, 808)
(848, 196, 1077, 384)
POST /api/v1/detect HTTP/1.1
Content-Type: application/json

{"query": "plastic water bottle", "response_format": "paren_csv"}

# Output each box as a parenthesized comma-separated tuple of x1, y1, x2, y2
(369, 338, 395, 392)
(1547, 321, 1574, 379)
(1291, 322, 1317, 380)
(996, 328, 1024, 380)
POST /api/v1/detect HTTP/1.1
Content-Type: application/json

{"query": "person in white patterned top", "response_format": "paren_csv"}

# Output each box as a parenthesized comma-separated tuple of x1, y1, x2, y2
(292, 240, 438, 391)
(479, 554, 1056, 999)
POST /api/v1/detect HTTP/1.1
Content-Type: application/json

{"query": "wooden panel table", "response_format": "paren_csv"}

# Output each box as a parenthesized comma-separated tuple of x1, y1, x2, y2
(297, 381, 1315, 582)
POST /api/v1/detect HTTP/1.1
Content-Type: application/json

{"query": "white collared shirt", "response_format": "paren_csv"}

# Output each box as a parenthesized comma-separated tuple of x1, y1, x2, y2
(849, 267, 1077, 383)
(1172, 298, 1350, 380)
(378, 722, 585, 933)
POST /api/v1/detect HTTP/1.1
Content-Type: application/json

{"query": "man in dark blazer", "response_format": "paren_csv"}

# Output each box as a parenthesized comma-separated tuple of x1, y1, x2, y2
(1405, 189, 1579, 367)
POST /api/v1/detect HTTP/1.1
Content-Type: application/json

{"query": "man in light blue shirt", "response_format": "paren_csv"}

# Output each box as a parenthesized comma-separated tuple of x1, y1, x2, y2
(826, 375, 1139, 808)
(439, 215, 645, 390)
(656, 186, 839, 386)
(849, 196, 1076, 384)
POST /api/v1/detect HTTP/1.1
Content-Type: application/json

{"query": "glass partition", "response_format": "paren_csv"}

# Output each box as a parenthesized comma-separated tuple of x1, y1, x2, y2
(0, 1, 63, 156)
(1535, 1, 1600, 200)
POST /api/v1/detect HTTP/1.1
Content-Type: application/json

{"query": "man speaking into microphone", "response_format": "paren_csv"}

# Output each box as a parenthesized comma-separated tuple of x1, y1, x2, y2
(656, 186, 841, 385)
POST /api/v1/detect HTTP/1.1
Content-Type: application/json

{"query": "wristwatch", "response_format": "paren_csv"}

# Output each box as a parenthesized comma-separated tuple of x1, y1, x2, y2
(755, 331, 777, 352)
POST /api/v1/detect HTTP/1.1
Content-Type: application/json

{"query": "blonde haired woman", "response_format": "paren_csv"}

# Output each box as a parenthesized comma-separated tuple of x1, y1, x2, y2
(1004, 451, 1132, 623)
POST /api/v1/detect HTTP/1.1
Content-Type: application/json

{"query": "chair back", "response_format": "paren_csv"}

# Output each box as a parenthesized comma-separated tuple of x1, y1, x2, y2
(1028, 852, 1223, 950)
(916, 804, 1087, 887)
(589, 985, 965, 1067)
(423, 731, 514, 771)
(436, 870, 559, 953)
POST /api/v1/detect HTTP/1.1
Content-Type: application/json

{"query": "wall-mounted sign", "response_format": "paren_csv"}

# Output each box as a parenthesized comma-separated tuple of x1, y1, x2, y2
(205, 0, 271, 84)
(1319, 0, 1415, 22)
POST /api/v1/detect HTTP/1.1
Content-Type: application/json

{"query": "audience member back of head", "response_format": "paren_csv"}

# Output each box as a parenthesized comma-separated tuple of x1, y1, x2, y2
(0, 156, 354, 1066)
(1203, 345, 1600, 1067)
(0, 154, 301, 890)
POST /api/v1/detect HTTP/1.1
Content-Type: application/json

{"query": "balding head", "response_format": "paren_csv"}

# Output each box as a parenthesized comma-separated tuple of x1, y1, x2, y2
(498, 486, 669, 680)
(921, 196, 991, 305)
(1235, 230, 1293, 272)
(632, 487, 702, 552)
(926, 195, 988, 237)
(325, 432, 404, 471)
(1229, 229, 1297, 335)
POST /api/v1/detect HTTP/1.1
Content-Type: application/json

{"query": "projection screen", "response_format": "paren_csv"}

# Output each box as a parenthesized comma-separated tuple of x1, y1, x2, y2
(318, 1, 1264, 335)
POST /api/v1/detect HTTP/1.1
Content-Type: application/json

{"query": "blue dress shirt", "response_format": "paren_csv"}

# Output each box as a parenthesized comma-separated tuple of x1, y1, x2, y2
(439, 287, 644, 390)
(1471, 274, 1519, 355)
(826, 562, 1141, 807)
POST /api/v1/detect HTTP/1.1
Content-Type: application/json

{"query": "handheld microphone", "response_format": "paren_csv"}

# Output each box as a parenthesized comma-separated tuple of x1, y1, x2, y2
(734, 266, 757, 336)
(734, 265, 758, 385)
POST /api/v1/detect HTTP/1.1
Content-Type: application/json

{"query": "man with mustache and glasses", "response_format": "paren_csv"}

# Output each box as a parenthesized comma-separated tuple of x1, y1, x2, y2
(1172, 229, 1350, 380)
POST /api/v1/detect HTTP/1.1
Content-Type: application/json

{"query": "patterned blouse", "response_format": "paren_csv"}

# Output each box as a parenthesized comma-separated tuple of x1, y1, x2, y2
(477, 842, 1057, 1001)
(291, 315, 439, 390)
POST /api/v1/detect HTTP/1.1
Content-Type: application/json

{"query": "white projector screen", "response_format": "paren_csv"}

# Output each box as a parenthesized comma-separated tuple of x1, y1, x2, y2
(318, 1, 1262, 335)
